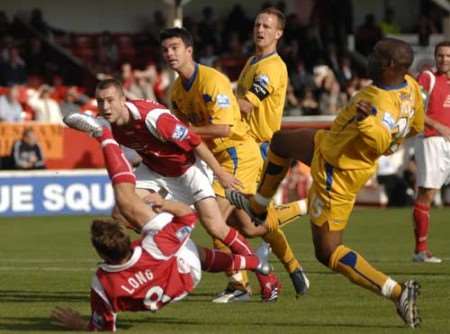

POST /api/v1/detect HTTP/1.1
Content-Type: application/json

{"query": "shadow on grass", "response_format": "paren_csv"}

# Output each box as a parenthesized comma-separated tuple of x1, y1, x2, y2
(0, 314, 405, 331)
(0, 316, 133, 332)
(122, 316, 404, 329)
(0, 290, 89, 303)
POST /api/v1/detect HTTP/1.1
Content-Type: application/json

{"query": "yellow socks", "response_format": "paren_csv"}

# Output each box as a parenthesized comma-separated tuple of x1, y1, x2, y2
(265, 200, 308, 231)
(263, 229, 300, 273)
(260, 200, 308, 274)
(329, 245, 402, 300)
(250, 149, 291, 215)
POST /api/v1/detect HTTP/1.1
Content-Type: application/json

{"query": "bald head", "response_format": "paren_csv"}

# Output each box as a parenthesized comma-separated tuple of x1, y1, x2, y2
(374, 38, 414, 69)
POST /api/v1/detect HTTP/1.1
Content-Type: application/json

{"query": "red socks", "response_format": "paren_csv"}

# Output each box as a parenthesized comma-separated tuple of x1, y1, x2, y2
(413, 202, 430, 253)
(223, 228, 253, 256)
(97, 128, 135, 185)
(202, 248, 259, 272)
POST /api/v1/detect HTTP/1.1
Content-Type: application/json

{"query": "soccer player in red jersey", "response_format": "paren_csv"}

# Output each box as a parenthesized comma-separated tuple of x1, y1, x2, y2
(62, 79, 281, 301)
(50, 123, 271, 331)
(413, 41, 450, 263)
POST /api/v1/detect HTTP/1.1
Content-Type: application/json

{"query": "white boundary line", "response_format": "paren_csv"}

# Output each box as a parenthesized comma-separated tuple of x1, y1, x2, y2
(0, 169, 108, 178)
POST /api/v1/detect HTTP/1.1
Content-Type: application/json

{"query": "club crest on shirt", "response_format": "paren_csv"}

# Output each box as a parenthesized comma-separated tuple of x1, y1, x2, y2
(172, 124, 188, 141)
(216, 94, 230, 108)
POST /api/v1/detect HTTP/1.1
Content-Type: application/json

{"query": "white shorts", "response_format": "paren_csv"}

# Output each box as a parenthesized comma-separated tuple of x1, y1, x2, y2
(177, 239, 202, 288)
(134, 158, 215, 204)
(415, 135, 450, 188)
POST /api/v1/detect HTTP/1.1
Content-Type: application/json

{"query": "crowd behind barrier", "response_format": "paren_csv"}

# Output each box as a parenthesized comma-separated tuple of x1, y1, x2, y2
(1, 3, 449, 214)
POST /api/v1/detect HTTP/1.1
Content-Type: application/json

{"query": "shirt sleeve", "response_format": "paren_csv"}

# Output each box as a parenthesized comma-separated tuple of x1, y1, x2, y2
(417, 71, 433, 93)
(203, 79, 236, 126)
(244, 63, 278, 108)
(142, 212, 198, 259)
(145, 110, 202, 151)
(357, 113, 392, 155)
(88, 288, 116, 332)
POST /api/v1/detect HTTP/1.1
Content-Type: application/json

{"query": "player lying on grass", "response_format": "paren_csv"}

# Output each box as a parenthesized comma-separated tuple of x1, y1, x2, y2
(50, 125, 271, 331)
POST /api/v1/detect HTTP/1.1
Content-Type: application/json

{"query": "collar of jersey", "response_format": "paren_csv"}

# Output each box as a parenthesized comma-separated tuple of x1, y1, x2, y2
(376, 80, 408, 90)
(251, 51, 277, 65)
(99, 246, 142, 272)
(182, 63, 199, 91)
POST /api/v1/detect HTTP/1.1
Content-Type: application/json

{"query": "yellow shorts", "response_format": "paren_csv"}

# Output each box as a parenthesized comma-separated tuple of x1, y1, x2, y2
(213, 140, 263, 197)
(308, 148, 375, 231)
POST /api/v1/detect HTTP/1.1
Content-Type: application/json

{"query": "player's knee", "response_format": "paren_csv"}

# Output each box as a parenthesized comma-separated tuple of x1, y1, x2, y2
(270, 130, 287, 155)
(240, 226, 259, 238)
(314, 247, 333, 268)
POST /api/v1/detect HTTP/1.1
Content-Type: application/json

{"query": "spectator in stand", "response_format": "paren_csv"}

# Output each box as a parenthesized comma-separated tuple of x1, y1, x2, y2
(120, 62, 134, 91)
(24, 37, 47, 78)
(318, 74, 347, 115)
(29, 8, 64, 38)
(97, 31, 118, 67)
(10, 127, 46, 169)
(0, 11, 10, 38)
(198, 6, 219, 50)
(0, 85, 23, 122)
(379, 8, 401, 35)
(28, 84, 63, 123)
(126, 70, 156, 101)
(60, 86, 90, 117)
(412, 41, 450, 263)
(0, 46, 27, 86)
(355, 14, 383, 57)
(290, 60, 314, 96)
(299, 87, 319, 115)
(416, 15, 438, 47)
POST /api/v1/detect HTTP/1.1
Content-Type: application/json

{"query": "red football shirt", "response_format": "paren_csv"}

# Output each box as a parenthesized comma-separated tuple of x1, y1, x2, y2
(111, 100, 202, 177)
(88, 212, 198, 331)
(417, 70, 450, 137)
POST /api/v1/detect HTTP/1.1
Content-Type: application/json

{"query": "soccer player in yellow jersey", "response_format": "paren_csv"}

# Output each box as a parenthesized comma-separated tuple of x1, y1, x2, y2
(227, 38, 422, 328)
(233, 6, 310, 298)
(160, 27, 307, 302)
(237, 7, 287, 147)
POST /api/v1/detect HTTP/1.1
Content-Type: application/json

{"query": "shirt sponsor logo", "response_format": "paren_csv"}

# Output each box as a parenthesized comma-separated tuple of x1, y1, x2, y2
(172, 124, 188, 141)
(175, 226, 192, 241)
(255, 74, 269, 88)
(216, 94, 230, 108)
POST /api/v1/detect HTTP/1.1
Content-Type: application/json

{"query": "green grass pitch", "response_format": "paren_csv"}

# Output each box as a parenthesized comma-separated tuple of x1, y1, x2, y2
(0, 207, 449, 333)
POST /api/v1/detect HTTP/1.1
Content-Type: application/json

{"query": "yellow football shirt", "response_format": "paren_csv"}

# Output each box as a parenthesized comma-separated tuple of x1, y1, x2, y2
(236, 53, 288, 143)
(318, 75, 424, 170)
(171, 64, 250, 153)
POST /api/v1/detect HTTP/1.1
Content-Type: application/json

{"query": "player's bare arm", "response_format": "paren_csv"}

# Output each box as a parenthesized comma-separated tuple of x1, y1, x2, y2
(193, 142, 242, 190)
(144, 191, 193, 217)
(190, 124, 231, 139)
(425, 115, 450, 139)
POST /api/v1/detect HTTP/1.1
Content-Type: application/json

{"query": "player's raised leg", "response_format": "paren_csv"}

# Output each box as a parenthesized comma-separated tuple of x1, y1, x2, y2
(226, 128, 317, 225)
